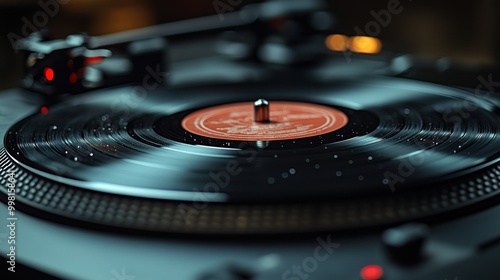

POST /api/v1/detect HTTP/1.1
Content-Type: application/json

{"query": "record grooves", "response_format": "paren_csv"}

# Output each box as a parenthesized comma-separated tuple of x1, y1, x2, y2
(2, 147, 500, 234)
(1, 79, 500, 234)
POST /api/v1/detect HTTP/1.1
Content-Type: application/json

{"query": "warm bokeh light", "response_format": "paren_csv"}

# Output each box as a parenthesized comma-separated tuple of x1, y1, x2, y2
(325, 34, 349, 51)
(326, 34, 382, 54)
(350, 36, 382, 54)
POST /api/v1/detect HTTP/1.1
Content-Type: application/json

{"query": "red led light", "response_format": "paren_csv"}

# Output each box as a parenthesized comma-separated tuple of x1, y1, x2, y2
(360, 265, 384, 280)
(69, 72, 78, 83)
(44, 67, 54, 81)
(40, 106, 49, 114)
(84, 57, 105, 66)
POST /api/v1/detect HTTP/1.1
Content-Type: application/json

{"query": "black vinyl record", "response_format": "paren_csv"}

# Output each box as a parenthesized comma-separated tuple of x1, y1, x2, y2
(3, 76, 500, 234)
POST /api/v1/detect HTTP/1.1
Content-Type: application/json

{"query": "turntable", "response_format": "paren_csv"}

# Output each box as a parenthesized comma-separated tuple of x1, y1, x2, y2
(1, 0, 500, 279)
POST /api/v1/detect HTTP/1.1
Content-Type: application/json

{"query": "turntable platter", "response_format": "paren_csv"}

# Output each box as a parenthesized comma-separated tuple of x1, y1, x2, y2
(2, 76, 500, 234)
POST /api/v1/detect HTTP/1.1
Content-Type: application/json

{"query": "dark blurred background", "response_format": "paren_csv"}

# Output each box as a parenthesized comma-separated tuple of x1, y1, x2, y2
(0, 0, 498, 89)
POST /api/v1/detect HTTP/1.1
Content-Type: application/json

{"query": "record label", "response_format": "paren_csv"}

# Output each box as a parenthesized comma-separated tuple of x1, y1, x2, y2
(181, 101, 349, 141)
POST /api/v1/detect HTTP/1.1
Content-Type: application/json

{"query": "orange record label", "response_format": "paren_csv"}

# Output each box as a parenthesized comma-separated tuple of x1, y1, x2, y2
(181, 101, 349, 141)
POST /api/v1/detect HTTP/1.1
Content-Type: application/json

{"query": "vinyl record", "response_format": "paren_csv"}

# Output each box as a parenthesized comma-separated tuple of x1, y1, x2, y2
(2, 76, 500, 234)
